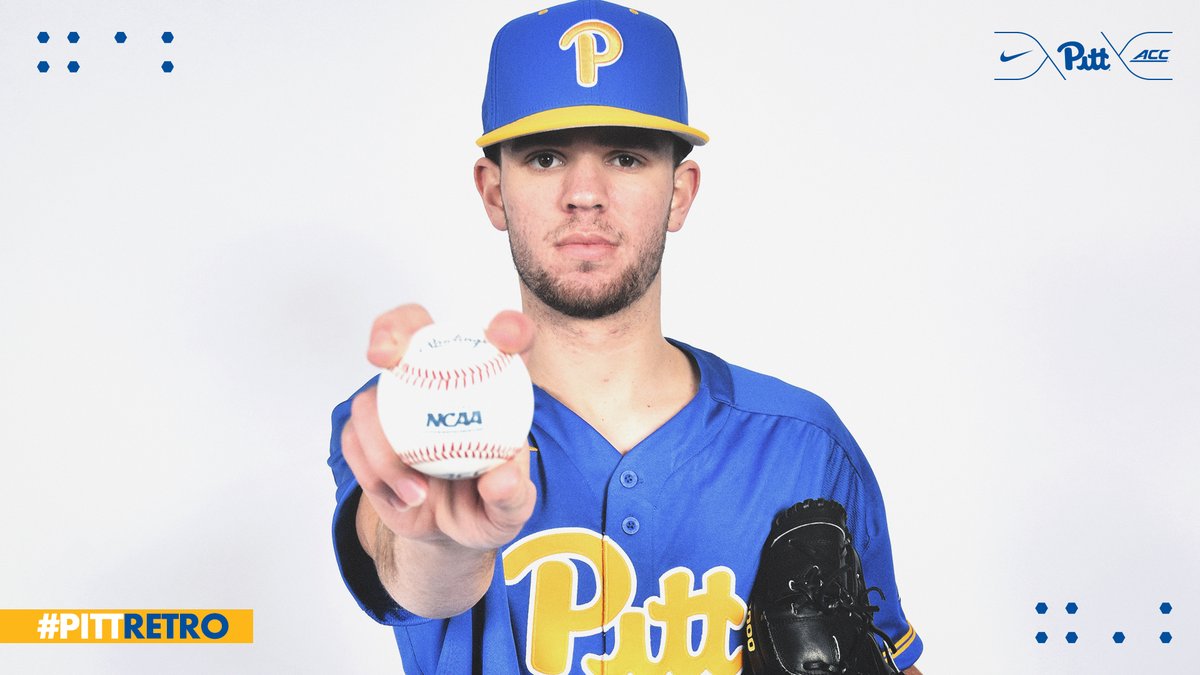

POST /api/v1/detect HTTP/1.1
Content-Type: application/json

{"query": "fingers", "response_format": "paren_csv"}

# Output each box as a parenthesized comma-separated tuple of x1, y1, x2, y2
(485, 310, 535, 356)
(370, 306, 530, 367)
(347, 387, 429, 510)
(368, 304, 434, 369)
(476, 446, 537, 532)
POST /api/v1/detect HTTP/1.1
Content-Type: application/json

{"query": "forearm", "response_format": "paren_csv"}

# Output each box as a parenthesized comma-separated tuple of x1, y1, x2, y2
(356, 495, 495, 619)
(903, 665, 923, 674)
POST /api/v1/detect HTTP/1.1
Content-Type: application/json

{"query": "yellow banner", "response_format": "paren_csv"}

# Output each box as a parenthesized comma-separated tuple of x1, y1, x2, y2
(0, 609, 253, 643)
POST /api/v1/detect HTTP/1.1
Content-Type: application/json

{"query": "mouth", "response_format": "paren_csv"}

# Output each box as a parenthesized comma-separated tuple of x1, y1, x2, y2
(555, 232, 618, 262)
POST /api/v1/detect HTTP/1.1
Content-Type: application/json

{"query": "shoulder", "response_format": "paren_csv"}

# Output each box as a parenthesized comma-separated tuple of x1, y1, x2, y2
(728, 363, 842, 426)
(672, 338, 857, 450)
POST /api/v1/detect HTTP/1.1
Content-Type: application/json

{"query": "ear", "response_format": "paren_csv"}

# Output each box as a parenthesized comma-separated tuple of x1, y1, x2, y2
(667, 159, 700, 233)
(474, 156, 507, 231)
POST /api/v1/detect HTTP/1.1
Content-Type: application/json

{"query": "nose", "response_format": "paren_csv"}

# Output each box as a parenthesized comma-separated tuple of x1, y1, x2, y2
(561, 157, 607, 213)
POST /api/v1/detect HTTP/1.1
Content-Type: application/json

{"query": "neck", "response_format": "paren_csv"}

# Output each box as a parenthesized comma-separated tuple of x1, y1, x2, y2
(520, 276, 700, 451)
(522, 275, 670, 390)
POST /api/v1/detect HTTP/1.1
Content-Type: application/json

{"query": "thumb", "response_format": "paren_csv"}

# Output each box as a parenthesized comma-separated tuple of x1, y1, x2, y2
(477, 446, 536, 531)
(485, 310, 535, 357)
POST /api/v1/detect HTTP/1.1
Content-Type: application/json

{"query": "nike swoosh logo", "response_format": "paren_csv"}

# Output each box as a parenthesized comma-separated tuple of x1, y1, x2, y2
(1000, 50, 1031, 62)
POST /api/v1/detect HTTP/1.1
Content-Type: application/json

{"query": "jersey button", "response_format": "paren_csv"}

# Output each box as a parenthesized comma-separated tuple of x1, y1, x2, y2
(621, 517, 640, 535)
(619, 470, 638, 488)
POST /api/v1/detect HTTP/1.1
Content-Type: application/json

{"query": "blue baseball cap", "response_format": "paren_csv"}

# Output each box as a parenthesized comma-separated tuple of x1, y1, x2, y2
(477, 0, 708, 148)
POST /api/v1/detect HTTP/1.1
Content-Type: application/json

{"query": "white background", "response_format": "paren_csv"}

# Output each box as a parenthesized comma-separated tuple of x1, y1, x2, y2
(1, 1, 1197, 673)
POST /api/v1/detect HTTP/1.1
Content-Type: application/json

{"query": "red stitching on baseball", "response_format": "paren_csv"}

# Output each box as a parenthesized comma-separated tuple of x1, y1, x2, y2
(390, 352, 516, 391)
(397, 440, 518, 465)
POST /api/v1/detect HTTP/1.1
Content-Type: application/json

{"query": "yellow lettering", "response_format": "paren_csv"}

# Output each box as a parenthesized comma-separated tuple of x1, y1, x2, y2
(504, 529, 635, 675)
(505, 531, 749, 673)
(559, 20, 623, 87)
(580, 608, 654, 675)
(645, 567, 745, 673)
(582, 566, 746, 674)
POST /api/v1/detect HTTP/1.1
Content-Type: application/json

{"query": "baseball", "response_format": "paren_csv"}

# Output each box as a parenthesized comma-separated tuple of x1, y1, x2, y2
(376, 322, 535, 480)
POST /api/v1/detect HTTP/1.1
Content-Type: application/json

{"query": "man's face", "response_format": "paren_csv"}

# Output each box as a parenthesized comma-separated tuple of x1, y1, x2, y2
(485, 128, 688, 320)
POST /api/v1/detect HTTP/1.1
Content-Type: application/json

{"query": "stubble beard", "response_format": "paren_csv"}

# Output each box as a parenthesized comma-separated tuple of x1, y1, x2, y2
(507, 213, 669, 320)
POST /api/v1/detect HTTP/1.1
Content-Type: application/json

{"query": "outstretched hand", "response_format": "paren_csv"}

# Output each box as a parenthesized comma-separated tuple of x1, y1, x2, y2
(341, 304, 538, 556)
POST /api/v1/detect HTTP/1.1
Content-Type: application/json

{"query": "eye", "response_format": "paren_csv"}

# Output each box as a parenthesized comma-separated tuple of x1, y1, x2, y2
(529, 153, 562, 169)
(612, 153, 641, 168)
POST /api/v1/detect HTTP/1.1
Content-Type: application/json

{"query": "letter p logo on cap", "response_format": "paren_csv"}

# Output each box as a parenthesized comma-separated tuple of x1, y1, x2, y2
(560, 20, 623, 87)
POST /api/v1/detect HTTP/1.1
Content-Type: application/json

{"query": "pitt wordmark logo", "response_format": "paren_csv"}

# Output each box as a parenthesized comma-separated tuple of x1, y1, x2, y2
(560, 20, 623, 87)
(504, 528, 746, 675)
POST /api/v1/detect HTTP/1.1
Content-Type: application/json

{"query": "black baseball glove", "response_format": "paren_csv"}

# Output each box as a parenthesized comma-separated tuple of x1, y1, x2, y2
(743, 498, 901, 675)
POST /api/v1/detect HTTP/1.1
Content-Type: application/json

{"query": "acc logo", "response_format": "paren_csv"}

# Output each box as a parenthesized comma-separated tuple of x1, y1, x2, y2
(560, 20, 623, 87)
(1130, 49, 1170, 63)
(426, 411, 483, 427)
(994, 31, 1173, 81)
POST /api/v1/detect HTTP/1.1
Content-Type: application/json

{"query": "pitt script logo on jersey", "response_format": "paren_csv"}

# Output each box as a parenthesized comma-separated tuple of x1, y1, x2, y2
(560, 20, 623, 87)
(504, 528, 747, 675)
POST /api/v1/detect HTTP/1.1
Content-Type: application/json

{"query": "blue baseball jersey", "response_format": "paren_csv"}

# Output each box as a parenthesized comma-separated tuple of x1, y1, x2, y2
(328, 339, 922, 673)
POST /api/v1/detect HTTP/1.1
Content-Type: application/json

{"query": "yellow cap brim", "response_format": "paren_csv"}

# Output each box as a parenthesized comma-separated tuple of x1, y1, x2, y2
(476, 105, 709, 147)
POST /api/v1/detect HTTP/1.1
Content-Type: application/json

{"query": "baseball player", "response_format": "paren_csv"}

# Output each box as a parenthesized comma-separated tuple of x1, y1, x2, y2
(328, 1, 925, 673)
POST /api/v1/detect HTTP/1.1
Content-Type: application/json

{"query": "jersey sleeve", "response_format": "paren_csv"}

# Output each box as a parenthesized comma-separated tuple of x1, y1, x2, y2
(821, 437, 923, 670)
(327, 376, 424, 626)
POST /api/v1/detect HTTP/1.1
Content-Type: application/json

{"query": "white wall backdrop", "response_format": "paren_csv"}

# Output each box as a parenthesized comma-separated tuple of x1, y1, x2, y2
(1, 1, 1197, 673)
